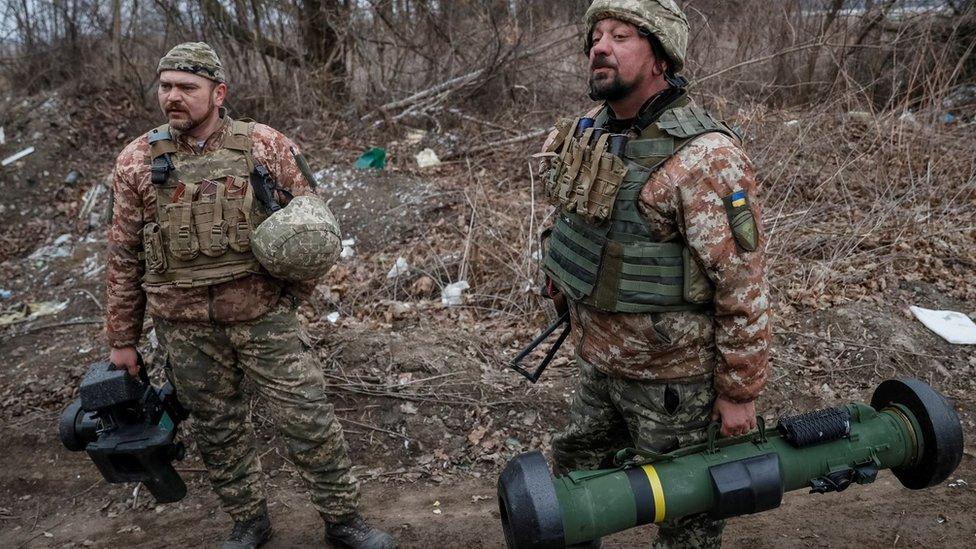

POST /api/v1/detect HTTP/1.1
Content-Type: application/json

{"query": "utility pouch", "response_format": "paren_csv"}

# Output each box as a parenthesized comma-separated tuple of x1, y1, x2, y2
(682, 248, 714, 304)
(550, 126, 590, 207)
(576, 132, 626, 222)
(163, 183, 199, 261)
(195, 184, 229, 257)
(723, 190, 759, 252)
(226, 180, 254, 253)
(142, 223, 167, 274)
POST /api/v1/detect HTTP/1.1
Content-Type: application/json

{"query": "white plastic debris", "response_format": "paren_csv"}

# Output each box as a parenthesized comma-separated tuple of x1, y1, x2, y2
(29, 233, 73, 261)
(2, 146, 35, 167)
(325, 312, 340, 324)
(440, 280, 470, 307)
(0, 126, 5, 145)
(387, 257, 410, 279)
(415, 148, 441, 168)
(784, 119, 800, 127)
(340, 238, 356, 259)
(898, 111, 918, 126)
(909, 306, 976, 345)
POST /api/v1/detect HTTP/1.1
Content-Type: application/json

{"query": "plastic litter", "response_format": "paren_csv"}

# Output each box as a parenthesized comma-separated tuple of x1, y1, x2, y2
(909, 306, 976, 345)
(440, 281, 470, 307)
(415, 148, 441, 168)
(340, 238, 356, 259)
(2, 146, 35, 167)
(0, 289, 11, 299)
(354, 147, 386, 170)
(387, 257, 410, 279)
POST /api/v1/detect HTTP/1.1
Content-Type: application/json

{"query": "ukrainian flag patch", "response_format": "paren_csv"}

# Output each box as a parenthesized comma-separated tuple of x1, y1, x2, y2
(730, 190, 747, 208)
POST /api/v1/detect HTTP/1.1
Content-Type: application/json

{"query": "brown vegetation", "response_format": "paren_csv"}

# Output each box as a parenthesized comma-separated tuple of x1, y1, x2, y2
(0, 1, 974, 547)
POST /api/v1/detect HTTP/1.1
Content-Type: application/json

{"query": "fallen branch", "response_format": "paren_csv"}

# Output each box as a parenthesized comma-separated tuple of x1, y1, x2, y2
(443, 129, 548, 160)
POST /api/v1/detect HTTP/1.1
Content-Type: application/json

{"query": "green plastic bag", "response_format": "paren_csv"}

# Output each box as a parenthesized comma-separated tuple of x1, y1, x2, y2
(354, 147, 386, 170)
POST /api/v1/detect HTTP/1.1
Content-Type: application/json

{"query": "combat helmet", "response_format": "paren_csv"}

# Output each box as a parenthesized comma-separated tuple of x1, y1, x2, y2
(252, 195, 342, 281)
(584, 0, 690, 73)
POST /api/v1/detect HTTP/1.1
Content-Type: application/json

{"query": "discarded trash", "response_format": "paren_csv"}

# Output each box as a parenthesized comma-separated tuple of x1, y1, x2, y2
(354, 147, 386, 170)
(387, 257, 410, 279)
(0, 126, 5, 145)
(0, 300, 69, 326)
(0, 289, 11, 299)
(415, 148, 441, 168)
(64, 170, 81, 185)
(1, 146, 35, 167)
(948, 478, 968, 488)
(942, 113, 957, 124)
(29, 233, 73, 261)
(784, 119, 800, 127)
(909, 306, 976, 344)
(340, 238, 356, 259)
(898, 111, 918, 126)
(441, 280, 470, 307)
(325, 312, 340, 324)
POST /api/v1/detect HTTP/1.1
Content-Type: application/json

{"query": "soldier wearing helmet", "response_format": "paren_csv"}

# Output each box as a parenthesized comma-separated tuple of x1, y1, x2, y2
(105, 42, 395, 549)
(538, 1, 770, 547)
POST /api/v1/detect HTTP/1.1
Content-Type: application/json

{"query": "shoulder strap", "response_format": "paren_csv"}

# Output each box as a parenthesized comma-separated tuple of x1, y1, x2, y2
(147, 124, 176, 185)
(147, 124, 177, 160)
(223, 119, 254, 153)
(656, 105, 736, 141)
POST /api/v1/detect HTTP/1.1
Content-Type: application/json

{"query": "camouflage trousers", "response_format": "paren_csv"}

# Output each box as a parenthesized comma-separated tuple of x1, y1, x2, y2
(552, 358, 725, 549)
(154, 300, 360, 522)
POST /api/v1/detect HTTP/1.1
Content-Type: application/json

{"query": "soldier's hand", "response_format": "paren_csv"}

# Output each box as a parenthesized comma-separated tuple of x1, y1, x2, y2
(711, 396, 756, 438)
(109, 346, 141, 377)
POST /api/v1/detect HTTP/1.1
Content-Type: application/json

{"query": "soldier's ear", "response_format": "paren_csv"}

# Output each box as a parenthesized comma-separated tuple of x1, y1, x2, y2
(212, 82, 227, 106)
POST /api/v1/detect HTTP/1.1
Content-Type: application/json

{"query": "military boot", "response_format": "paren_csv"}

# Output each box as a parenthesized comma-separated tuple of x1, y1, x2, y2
(220, 505, 272, 549)
(324, 514, 396, 549)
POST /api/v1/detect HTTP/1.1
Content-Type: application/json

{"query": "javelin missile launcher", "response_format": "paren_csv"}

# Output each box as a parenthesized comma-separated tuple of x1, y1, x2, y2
(498, 378, 963, 548)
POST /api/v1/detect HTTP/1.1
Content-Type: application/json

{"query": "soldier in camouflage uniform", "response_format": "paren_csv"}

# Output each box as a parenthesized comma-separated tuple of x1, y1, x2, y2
(105, 42, 395, 549)
(538, 2, 770, 547)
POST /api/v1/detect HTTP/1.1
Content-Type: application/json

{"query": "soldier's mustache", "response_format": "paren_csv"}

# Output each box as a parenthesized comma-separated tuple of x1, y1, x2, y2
(591, 58, 617, 71)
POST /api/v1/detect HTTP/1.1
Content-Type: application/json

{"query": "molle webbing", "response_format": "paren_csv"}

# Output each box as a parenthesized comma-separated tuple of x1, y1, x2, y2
(142, 119, 263, 288)
(543, 100, 736, 313)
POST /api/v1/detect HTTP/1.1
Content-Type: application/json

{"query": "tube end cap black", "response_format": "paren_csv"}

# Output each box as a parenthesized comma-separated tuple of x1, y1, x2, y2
(497, 451, 565, 549)
(871, 378, 964, 489)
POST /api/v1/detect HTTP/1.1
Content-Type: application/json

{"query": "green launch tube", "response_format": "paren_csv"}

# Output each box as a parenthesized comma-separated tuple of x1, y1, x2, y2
(497, 379, 963, 549)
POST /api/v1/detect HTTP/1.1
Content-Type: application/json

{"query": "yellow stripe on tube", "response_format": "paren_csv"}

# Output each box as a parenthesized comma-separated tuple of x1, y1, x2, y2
(641, 464, 666, 523)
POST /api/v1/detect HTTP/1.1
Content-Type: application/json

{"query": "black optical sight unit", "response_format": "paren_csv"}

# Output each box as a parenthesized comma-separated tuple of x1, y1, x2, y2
(58, 359, 189, 503)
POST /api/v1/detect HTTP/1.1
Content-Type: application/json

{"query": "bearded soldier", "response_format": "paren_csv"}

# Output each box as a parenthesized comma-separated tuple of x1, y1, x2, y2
(538, 1, 770, 547)
(105, 42, 396, 549)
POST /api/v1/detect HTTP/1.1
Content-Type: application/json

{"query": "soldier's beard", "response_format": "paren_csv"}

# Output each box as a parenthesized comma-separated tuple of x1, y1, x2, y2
(588, 72, 635, 101)
(167, 98, 216, 132)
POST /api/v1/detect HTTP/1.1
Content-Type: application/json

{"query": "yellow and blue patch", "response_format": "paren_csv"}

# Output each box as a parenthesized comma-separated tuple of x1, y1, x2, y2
(730, 190, 747, 208)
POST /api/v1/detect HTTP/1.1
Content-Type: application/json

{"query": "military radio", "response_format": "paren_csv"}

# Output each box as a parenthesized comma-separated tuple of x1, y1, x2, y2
(497, 378, 964, 548)
(58, 358, 189, 503)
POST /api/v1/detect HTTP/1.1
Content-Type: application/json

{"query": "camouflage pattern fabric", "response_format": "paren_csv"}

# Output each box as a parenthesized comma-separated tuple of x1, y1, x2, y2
(584, 0, 690, 72)
(554, 131, 769, 403)
(154, 300, 360, 522)
(252, 195, 343, 282)
(553, 358, 724, 548)
(106, 114, 317, 349)
(157, 41, 226, 83)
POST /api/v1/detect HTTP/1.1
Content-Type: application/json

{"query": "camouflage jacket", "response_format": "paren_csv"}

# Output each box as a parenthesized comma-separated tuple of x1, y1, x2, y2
(105, 114, 315, 349)
(543, 123, 770, 403)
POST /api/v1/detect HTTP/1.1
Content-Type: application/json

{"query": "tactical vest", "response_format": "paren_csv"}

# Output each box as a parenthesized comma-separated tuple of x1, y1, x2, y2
(141, 119, 267, 288)
(542, 96, 737, 313)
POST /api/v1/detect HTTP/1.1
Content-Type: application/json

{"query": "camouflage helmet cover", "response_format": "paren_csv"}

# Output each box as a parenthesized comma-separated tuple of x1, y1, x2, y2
(157, 42, 226, 83)
(584, 0, 690, 72)
(252, 195, 343, 282)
